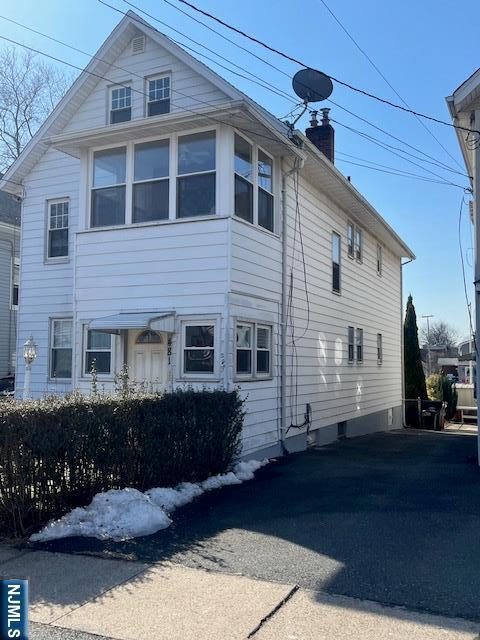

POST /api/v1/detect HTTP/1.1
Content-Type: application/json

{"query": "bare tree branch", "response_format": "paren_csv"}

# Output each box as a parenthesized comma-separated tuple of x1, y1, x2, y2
(0, 46, 72, 172)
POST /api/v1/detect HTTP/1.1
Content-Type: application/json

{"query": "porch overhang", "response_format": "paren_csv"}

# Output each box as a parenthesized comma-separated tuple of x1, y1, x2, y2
(88, 311, 176, 334)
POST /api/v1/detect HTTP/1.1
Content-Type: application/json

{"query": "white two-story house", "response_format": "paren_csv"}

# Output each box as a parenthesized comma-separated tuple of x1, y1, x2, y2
(1, 11, 414, 458)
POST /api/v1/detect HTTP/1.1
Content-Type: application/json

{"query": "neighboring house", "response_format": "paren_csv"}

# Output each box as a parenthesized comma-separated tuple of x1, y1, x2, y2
(458, 337, 475, 384)
(0, 183, 20, 381)
(0, 12, 414, 457)
(420, 344, 459, 377)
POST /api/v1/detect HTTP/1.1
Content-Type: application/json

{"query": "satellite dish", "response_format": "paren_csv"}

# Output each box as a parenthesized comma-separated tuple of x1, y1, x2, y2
(292, 68, 333, 103)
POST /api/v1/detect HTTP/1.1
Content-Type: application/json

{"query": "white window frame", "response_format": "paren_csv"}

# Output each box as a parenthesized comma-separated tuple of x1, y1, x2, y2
(109, 84, 132, 124)
(232, 130, 275, 233)
(347, 326, 355, 364)
(176, 129, 217, 220)
(180, 319, 218, 379)
(234, 320, 273, 380)
(49, 318, 73, 381)
(377, 333, 383, 364)
(377, 243, 383, 275)
(354, 227, 363, 262)
(10, 257, 19, 310)
(87, 128, 219, 229)
(83, 327, 114, 378)
(356, 328, 364, 363)
(132, 139, 170, 224)
(46, 198, 69, 262)
(347, 222, 355, 258)
(332, 231, 341, 294)
(90, 144, 127, 228)
(146, 74, 171, 117)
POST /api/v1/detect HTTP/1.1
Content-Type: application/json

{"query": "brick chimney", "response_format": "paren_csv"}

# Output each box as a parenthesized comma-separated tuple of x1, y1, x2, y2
(305, 108, 334, 164)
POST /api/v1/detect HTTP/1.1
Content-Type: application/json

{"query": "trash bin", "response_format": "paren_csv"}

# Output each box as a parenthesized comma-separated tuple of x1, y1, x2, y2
(420, 400, 445, 430)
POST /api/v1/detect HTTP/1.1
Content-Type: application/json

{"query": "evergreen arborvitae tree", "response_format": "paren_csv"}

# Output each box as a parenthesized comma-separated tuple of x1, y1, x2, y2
(404, 294, 427, 399)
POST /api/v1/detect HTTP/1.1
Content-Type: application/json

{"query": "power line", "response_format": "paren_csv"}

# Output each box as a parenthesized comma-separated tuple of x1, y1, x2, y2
(173, 0, 479, 134)
(316, 0, 465, 171)
(0, 31, 301, 156)
(114, 0, 470, 181)
(332, 118, 470, 190)
(336, 156, 466, 187)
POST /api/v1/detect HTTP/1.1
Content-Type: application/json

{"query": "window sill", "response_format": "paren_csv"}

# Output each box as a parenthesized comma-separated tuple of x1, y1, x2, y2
(233, 376, 273, 383)
(332, 289, 341, 296)
(232, 215, 279, 239)
(77, 214, 229, 234)
(48, 378, 72, 383)
(176, 375, 222, 383)
(45, 257, 70, 265)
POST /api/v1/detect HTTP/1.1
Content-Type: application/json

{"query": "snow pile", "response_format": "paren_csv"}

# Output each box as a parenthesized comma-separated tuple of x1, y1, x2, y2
(30, 459, 269, 543)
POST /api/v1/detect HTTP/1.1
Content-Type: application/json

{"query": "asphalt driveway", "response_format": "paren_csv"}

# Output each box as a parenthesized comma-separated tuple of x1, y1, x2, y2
(34, 429, 480, 622)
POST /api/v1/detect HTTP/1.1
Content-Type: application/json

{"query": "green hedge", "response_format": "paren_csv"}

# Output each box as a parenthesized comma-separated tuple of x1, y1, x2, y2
(0, 389, 244, 538)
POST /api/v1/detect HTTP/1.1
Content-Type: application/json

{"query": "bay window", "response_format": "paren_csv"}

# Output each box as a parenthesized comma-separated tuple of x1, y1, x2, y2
(183, 323, 215, 374)
(50, 319, 73, 379)
(91, 147, 126, 228)
(258, 150, 273, 231)
(177, 131, 216, 218)
(234, 134, 253, 223)
(233, 134, 274, 232)
(133, 140, 169, 222)
(235, 321, 272, 379)
(85, 330, 112, 375)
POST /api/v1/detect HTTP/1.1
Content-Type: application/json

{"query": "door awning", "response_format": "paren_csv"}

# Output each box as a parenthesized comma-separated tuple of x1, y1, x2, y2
(88, 312, 176, 334)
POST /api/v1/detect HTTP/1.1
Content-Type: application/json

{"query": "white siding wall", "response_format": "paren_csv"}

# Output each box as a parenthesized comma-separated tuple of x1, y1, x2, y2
(16, 149, 79, 397)
(283, 172, 402, 436)
(63, 35, 228, 134)
(74, 217, 229, 394)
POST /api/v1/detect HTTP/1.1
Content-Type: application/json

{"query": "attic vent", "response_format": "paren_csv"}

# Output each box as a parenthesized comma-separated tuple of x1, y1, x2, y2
(131, 35, 145, 55)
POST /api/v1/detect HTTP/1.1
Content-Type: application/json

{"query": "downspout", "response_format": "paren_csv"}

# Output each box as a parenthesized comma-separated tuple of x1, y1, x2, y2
(401, 257, 413, 427)
(280, 157, 304, 452)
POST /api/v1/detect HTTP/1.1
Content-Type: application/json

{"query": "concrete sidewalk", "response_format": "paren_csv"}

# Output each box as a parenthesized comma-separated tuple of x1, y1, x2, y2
(1, 547, 480, 639)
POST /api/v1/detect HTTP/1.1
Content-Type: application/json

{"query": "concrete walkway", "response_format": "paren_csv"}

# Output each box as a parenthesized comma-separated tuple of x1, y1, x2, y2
(1, 548, 479, 639)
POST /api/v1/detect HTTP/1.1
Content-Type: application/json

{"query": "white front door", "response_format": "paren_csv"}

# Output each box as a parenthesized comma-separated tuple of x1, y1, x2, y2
(128, 330, 168, 392)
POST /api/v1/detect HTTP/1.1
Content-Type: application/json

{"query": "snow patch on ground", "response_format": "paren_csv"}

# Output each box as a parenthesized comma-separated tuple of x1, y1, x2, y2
(30, 459, 269, 543)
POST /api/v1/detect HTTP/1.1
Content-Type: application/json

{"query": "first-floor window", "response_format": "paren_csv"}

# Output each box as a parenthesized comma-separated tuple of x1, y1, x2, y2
(347, 222, 354, 258)
(51, 319, 73, 379)
(377, 333, 383, 364)
(356, 328, 363, 363)
(235, 321, 272, 378)
(348, 326, 354, 363)
(183, 323, 215, 374)
(85, 330, 112, 374)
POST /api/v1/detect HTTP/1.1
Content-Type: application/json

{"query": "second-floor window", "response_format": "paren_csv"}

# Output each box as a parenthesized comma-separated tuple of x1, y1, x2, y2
(177, 131, 216, 218)
(355, 227, 363, 261)
(91, 147, 126, 228)
(110, 86, 131, 124)
(332, 232, 341, 293)
(347, 222, 354, 258)
(148, 75, 170, 116)
(133, 140, 169, 222)
(234, 133, 274, 232)
(47, 199, 69, 259)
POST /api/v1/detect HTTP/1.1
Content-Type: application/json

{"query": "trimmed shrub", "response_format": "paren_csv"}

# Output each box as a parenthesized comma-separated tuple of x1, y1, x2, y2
(0, 389, 244, 538)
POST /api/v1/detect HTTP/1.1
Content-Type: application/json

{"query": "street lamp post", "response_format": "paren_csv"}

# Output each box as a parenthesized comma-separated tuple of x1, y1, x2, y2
(23, 335, 37, 400)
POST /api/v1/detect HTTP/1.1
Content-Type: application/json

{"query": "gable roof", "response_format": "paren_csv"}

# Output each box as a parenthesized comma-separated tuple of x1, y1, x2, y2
(0, 10, 413, 258)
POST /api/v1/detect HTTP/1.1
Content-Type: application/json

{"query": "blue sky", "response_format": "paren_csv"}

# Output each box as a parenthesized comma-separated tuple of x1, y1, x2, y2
(2, 0, 478, 339)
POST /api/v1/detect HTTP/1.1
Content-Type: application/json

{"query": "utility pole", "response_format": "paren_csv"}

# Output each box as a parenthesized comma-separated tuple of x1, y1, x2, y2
(422, 315, 434, 377)
(474, 108, 480, 464)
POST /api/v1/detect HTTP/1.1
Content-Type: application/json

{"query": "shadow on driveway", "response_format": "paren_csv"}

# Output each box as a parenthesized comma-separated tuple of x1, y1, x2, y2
(31, 429, 480, 623)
